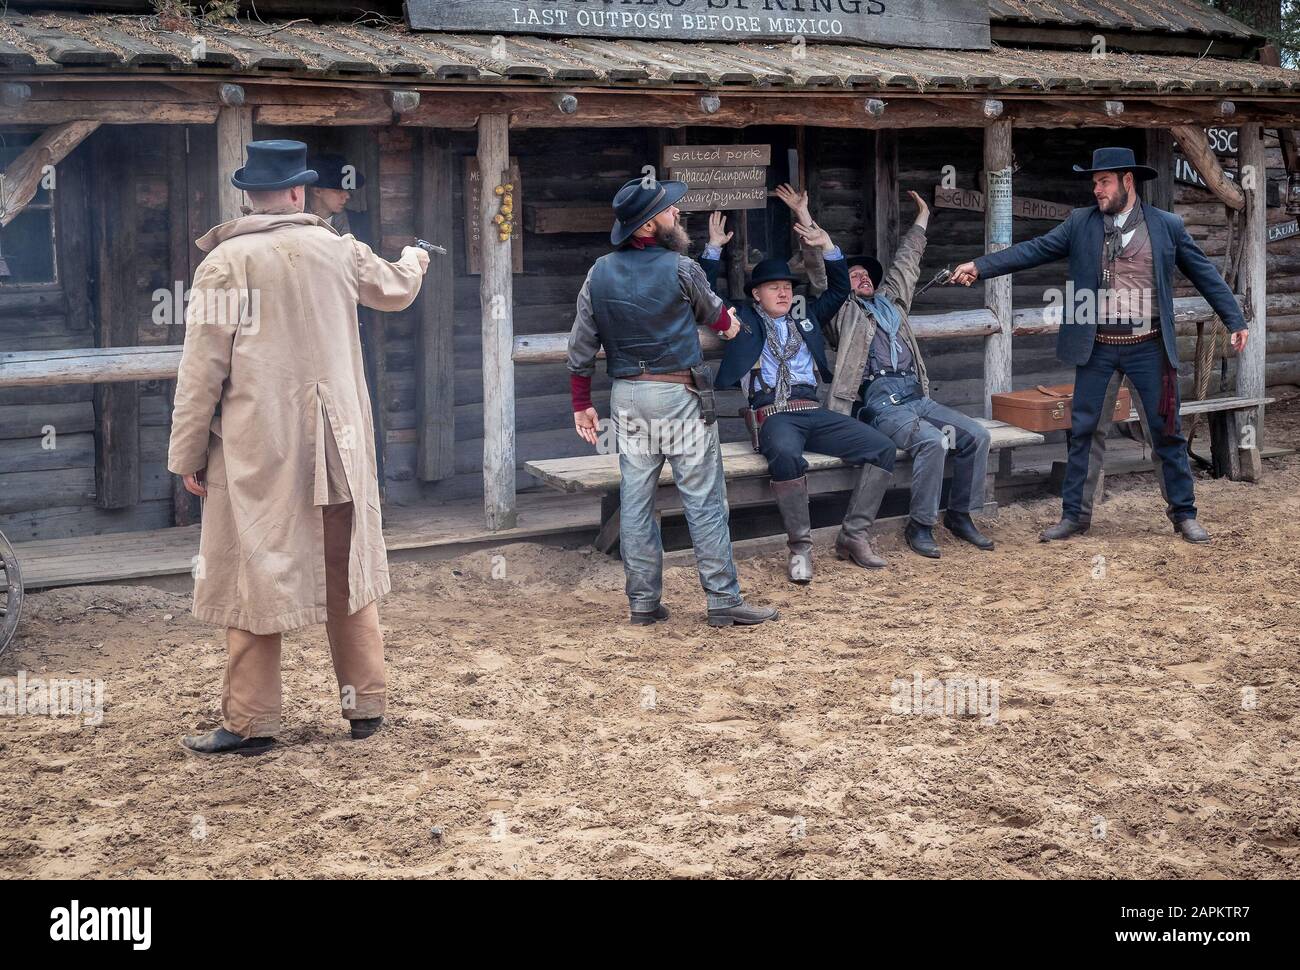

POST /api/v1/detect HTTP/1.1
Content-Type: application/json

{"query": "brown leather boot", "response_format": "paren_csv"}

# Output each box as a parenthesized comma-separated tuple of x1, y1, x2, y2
(834, 464, 891, 569)
(771, 476, 814, 584)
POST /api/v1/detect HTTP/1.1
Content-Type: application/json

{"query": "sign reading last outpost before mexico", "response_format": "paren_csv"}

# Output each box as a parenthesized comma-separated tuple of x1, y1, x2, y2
(406, 0, 991, 51)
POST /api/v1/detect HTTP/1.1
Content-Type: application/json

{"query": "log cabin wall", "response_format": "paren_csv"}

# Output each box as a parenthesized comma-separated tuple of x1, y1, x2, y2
(0, 124, 178, 541)
(2, 118, 1297, 538)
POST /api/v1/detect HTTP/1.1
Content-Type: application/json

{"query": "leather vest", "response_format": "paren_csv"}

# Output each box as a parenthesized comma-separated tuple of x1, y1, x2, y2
(588, 246, 704, 378)
(1099, 221, 1156, 335)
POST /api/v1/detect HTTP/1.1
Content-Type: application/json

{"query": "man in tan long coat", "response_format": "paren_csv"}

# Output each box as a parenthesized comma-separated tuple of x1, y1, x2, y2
(168, 140, 427, 756)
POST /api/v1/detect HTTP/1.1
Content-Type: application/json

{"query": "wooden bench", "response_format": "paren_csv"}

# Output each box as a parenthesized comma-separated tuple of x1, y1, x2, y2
(526, 418, 1044, 555)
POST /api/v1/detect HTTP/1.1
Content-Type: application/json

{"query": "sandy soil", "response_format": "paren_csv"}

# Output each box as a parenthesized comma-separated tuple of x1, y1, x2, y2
(3, 402, 1299, 879)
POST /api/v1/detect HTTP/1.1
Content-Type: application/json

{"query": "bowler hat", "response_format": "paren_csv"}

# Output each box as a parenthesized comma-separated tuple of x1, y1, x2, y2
(748, 256, 800, 289)
(846, 255, 884, 290)
(610, 177, 688, 246)
(308, 153, 365, 192)
(231, 139, 318, 192)
(1073, 146, 1158, 182)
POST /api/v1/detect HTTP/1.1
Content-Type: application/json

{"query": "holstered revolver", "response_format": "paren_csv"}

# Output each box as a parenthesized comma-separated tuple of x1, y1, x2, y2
(740, 407, 761, 452)
(689, 364, 717, 426)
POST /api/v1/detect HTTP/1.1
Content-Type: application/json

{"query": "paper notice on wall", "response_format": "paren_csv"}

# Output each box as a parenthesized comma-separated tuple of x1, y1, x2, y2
(987, 167, 1013, 249)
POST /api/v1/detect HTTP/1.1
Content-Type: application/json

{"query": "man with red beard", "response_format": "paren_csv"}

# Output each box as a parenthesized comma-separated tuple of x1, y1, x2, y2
(567, 177, 778, 628)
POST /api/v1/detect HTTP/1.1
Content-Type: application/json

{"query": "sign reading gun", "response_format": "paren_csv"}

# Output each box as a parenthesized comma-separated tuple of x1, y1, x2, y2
(665, 144, 771, 211)
(934, 185, 1072, 222)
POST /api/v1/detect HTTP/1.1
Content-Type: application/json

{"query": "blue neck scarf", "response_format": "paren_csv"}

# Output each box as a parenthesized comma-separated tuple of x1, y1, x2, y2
(859, 293, 903, 369)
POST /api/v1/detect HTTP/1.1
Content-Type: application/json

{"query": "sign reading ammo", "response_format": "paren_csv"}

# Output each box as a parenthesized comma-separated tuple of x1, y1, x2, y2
(406, 1, 992, 51)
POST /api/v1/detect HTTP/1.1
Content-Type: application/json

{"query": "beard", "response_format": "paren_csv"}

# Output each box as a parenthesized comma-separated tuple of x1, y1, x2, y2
(1100, 185, 1130, 215)
(655, 220, 690, 254)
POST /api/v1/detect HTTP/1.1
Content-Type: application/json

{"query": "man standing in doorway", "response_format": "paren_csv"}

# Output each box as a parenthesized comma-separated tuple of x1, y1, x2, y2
(568, 176, 778, 628)
(952, 147, 1248, 542)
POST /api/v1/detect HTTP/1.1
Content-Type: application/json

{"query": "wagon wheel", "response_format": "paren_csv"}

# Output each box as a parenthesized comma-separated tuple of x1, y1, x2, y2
(0, 529, 23, 658)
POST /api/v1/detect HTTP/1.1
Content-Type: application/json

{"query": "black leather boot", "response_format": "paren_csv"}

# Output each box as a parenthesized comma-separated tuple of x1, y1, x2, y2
(350, 716, 384, 740)
(835, 464, 891, 568)
(707, 602, 780, 627)
(905, 519, 941, 558)
(943, 510, 995, 550)
(1039, 517, 1089, 542)
(1174, 518, 1210, 543)
(771, 476, 814, 584)
(630, 604, 671, 625)
(181, 727, 275, 757)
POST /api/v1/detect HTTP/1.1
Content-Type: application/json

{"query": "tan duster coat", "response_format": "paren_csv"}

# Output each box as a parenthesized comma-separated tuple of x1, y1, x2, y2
(167, 212, 424, 634)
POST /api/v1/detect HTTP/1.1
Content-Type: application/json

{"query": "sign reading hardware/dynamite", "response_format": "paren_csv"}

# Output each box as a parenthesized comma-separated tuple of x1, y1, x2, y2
(665, 145, 771, 211)
(934, 185, 1071, 222)
(464, 156, 523, 275)
(406, 0, 992, 51)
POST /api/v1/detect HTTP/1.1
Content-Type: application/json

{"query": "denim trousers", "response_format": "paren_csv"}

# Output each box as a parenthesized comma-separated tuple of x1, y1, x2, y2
(609, 379, 743, 611)
(862, 376, 991, 526)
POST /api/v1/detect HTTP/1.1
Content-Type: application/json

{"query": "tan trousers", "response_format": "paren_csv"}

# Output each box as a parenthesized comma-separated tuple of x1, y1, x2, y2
(221, 502, 386, 738)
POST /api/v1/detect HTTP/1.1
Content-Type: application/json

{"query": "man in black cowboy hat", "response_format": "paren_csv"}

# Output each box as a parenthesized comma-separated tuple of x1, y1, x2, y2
(170, 139, 428, 755)
(952, 146, 1248, 544)
(306, 153, 364, 231)
(702, 210, 897, 583)
(776, 183, 995, 561)
(567, 176, 778, 628)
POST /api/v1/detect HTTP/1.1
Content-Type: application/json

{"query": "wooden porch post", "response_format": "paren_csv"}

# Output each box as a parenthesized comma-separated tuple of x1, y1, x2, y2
(215, 105, 252, 222)
(1237, 122, 1268, 438)
(478, 112, 517, 530)
(982, 119, 1014, 417)
(874, 130, 899, 263)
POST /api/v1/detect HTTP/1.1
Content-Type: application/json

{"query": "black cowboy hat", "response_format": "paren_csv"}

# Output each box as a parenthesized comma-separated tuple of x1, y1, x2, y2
(307, 153, 365, 191)
(845, 255, 884, 290)
(748, 256, 801, 290)
(1072, 146, 1158, 182)
(231, 139, 318, 191)
(610, 177, 688, 246)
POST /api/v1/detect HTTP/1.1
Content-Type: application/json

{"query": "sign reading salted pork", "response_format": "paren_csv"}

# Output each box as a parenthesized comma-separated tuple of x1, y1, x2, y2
(664, 144, 771, 210)
(406, 0, 991, 51)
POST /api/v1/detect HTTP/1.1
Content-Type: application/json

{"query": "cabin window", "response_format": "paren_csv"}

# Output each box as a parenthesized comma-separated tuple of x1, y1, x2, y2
(0, 132, 58, 286)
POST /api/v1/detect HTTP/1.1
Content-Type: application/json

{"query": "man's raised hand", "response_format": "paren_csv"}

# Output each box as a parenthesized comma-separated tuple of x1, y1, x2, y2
(574, 407, 600, 445)
(774, 183, 812, 226)
(793, 220, 833, 252)
(707, 211, 733, 249)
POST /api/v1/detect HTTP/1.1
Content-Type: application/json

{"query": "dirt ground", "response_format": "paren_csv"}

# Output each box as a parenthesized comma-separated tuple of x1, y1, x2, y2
(3, 400, 1299, 879)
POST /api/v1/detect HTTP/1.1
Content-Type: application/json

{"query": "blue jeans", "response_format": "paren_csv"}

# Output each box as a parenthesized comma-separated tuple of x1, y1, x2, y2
(863, 377, 991, 526)
(610, 379, 742, 611)
(1062, 338, 1195, 524)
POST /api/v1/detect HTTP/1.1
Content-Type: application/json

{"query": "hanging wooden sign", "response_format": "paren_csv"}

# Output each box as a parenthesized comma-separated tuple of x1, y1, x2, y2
(670, 166, 767, 189)
(406, 0, 992, 51)
(663, 144, 772, 169)
(933, 185, 1071, 222)
(676, 187, 769, 211)
(464, 156, 523, 275)
(1268, 219, 1299, 244)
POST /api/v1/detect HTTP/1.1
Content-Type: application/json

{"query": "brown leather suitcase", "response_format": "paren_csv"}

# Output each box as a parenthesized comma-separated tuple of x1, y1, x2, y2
(991, 383, 1133, 433)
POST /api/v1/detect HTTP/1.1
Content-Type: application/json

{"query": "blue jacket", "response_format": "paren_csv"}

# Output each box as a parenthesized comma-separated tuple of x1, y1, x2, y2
(700, 254, 851, 390)
(973, 202, 1246, 368)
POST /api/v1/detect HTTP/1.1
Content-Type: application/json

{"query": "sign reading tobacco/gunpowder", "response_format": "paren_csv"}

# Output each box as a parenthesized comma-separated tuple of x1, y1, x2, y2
(406, 0, 991, 51)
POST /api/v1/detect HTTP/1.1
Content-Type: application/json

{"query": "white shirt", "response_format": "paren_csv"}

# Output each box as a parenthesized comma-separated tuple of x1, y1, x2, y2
(1112, 204, 1138, 248)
